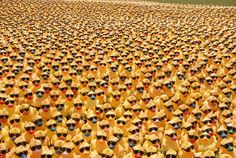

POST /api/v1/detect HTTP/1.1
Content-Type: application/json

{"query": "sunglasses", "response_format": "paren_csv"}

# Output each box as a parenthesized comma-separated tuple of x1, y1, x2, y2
(200, 134, 211, 139)
(106, 114, 115, 119)
(60, 87, 67, 91)
(79, 147, 90, 153)
(7, 75, 15, 80)
(133, 150, 144, 155)
(88, 116, 97, 121)
(9, 133, 20, 138)
(21, 77, 30, 81)
(34, 118, 43, 124)
(189, 135, 198, 140)
(217, 131, 228, 135)
(25, 126, 35, 131)
(5, 84, 14, 88)
(16, 151, 28, 157)
(74, 103, 83, 107)
(125, 83, 132, 87)
(16, 141, 27, 147)
(47, 124, 56, 129)
(54, 115, 63, 120)
(52, 82, 60, 86)
(137, 87, 144, 91)
(74, 139, 84, 145)
(66, 94, 74, 98)
(5, 99, 15, 104)
(67, 123, 75, 127)
(149, 127, 158, 132)
(128, 139, 137, 144)
(166, 155, 177, 158)
(80, 81, 88, 85)
(97, 135, 106, 140)
(35, 136, 45, 141)
(25, 93, 33, 98)
(111, 82, 119, 86)
(223, 143, 233, 148)
(50, 95, 59, 98)
(183, 146, 194, 152)
(114, 133, 123, 138)
(0, 150, 7, 154)
(44, 87, 52, 91)
(61, 148, 72, 153)
(147, 106, 156, 110)
(55, 104, 64, 108)
(88, 78, 95, 82)
(133, 109, 141, 113)
(168, 133, 177, 137)
(80, 92, 87, 96)
(82, 129, 92, 133)
(150, 137, 160, 144)
(124, 114, 132, 119)
(19, 85, 28, 89)
(142, 98, 151, 102)
(103, 108, 111, 113)
(117, 120, 126, 125)
(132, 77, 139, 80)
(147, 152, 156, 157)
(20, 108, 29, 113)
(41, 104, 50, 109)
(133, 121, 142, 126)
(88, 94, 96, 97)
(57, 133, 67, 137)
(72, 116, 80, 122)
(54, 146, 63, 151)
(100, 124, 109, 129)
(119, 88, 127, 92)
(10, 118, 20, 124)
(31, 145, 42, 151)
(130, 129, 139, 134)
(203, 120, 212, 124)
(71, 87, 78, 91)
(62, 68, 69, 72)
(100, 63, 106, 66)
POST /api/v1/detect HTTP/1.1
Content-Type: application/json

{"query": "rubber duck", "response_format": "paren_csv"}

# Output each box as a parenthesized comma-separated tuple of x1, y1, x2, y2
(41, 146, 53, 158)
(178, 142, 195, 158)
(0, 143, 8, 158)
(109, 90, 122, 109)
(53, 140, 65, 158)
(34, 130, 49, 146)
(29, 139, 42, 158)
(54, 98, 69, 117)
(9, 114, 21, 129)
(86, 110, 99, 131)
(219, 138, 236, 157)
(72, 133, 84, 155)
(23, 122, 36, 143)
(86, 91, 98, 111)
(124, 134, 139, 153)
(13, 145, 29, 158)
(81, 124, 93, 143)
(79, 142, 91, 158)
(91, 130, 107, 154)
(61, 142, 74, 158)
(65, 90, 75, 108)
(45, 119, 57, 139)
(105, 110, 116, 128)
(0, 109, 9, 127)
(162, 129, 180, 152)
(196, 132, 217, 153)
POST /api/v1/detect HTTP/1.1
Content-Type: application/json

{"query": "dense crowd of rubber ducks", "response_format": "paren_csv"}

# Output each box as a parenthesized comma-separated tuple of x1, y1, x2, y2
(0, 0, 236, 158)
